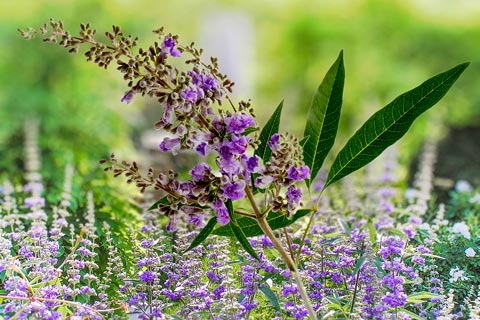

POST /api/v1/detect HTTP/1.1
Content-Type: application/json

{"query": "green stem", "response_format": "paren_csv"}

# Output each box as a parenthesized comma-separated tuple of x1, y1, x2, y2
(243, 183, 318, 320)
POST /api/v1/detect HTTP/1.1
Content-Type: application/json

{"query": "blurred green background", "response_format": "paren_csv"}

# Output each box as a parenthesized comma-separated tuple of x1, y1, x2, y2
(1, 0, 479, 182)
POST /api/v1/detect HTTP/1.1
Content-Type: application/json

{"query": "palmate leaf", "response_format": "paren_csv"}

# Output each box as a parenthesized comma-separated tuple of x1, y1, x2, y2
(325, 62, 469, 188)
(212, 209, 311, 237)
(226, 200, 259, 260)
(303, 50, 344, 188)
(255, 100, 283, 163)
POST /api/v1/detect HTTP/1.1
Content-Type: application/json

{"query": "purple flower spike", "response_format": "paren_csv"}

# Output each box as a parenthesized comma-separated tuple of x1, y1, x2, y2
(121, 89, 136, 104)
(212, 198, 230, 225)
(286, 165, 310, 181)
(221, 180, 246, 201)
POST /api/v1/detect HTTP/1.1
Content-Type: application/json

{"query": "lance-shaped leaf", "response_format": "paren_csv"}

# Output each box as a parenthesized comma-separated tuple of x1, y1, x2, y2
(226, 200, 259, 260)
(303, 50, 344, 187)
(325, 62, 469, 188)
(212, 209, 311, 237)
(184, 217, 217, 252)
(255, 100, 283, 163)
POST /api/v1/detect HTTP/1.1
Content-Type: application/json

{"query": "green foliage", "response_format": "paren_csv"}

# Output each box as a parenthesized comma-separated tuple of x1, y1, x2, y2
(303, 50, 344, 187)
(325, 62, 469, 188)
(185, 216, 218, 252)
(255, 100, 283, 163)
(213, 209, 311, 238)
(226, 200, 259, 260)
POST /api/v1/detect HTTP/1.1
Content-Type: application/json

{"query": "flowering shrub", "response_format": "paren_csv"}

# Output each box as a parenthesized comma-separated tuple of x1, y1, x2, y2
(9, 19, 480, 319)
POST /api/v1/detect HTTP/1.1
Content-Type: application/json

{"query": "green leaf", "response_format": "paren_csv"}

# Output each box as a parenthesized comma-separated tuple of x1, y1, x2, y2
(226, 200, 259, 260)
(148, 196, 170, 211)
(397, 308, 424, 320)
(303, 51, 345, 187)
(259, 286, 281, 312)
(212, 209, 311, 238)
(353, 256, 366, 275)
(184, 217, 217, 252)
(325, 62, 469, 188)
(255, 100, 283, 163)
(406, 292, 443, 304)
(367, 220, 378, 250)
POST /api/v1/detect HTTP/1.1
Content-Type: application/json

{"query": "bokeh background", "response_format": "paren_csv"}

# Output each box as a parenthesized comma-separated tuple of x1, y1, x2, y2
(1, 0, 479, 187)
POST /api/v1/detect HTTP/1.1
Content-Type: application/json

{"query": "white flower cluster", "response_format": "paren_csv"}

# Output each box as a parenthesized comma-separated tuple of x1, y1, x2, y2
(451, 221, 471, 240)
(449, 266, 468, 283)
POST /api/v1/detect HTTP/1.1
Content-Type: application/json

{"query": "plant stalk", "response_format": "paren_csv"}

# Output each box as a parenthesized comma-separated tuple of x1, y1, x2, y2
(242, 181, 317, 319)
(256, 215, 318, 320)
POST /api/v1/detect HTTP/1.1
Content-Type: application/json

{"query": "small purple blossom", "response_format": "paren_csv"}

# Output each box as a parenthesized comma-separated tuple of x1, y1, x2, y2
(159, 137, 180, 153)
(140, 270, 157, 283)
(190, 163, 212, 182)
(268, 133, 280, 151)
(221, 180, 245, 201)
(121, 89, 136, 104)
(212, 198, 230, 225)
(162, 35, 181, 57)
(286, 185, 302, 205)
(224, 112, 255, 135)
(286, 165, 310, 181)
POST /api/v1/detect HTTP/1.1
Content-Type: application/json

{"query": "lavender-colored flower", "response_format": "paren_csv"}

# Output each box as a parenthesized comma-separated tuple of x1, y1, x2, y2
(159, 137, 180, 153)
(241, 155, 261, 174)
(120, 89, 136, 104)
(255, 175, 274, 189)
(140, 270, 157, 283)
(286, 185, 302, 205)
(162, 35, 181, 57)
(286, 165, 310, 181)
(200, 74, 219, 91)
(228, 135, 249, 155)
(221, 181, 245, 201)
(181, 86, 199, 103)
(381, 291, 407, 308)
(187, 213, 205, 228)
(411, 255, 425, 265)
(190, 163, 213, 182)
(224, 113, 255, 135)
(212, 198, 230, 225)
(268, 133, 280, 151)
(24, 196, 45, 208)
(166, 216, 177, 232)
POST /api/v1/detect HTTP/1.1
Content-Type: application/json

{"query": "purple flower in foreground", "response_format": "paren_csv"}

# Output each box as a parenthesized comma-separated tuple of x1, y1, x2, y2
(286, 185, 302, 205)
(121, 89, 136, 104)
(286, 165, 310, 181)
(190, 163, 212, 182)
(225, 112, 255, 135)
(181, 86, 199, 103)
(221, 181, 245, 201)
(241, 155, 261, 174)
(162, 35, 181, 57)
(159, 137, 180, 153)
(212, 198, 230, 225)
(268, 133, 280, 151)
(140, 270, 157, 283)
